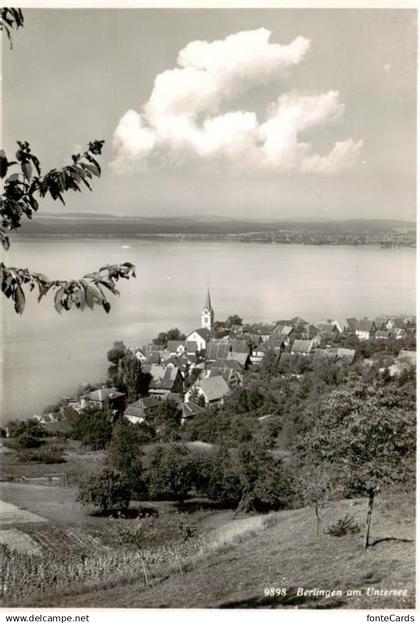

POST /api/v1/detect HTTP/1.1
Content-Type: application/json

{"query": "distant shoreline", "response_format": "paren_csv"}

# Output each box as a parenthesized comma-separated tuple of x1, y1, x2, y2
(10, 233, 416, 249)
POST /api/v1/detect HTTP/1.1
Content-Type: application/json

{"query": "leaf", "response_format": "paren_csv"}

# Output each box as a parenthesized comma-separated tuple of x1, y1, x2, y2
(54, 288, 64, 313)
(14, 285, 25, 314)
(22, 161, 33, 181)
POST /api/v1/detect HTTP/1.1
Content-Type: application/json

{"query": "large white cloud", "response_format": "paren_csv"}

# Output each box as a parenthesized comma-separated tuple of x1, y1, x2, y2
(112, 28, 362, 174)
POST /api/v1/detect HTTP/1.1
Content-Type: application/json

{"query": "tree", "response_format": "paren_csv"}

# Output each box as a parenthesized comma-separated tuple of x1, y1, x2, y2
(152, 328, 186, 347)
(225, 315, 243, 327)
(294, 459, 344, 537)
(0, 10, 135, 315)
(78, 469, 131, 514)
(299, 385, 416, 548)
(235, 440, 295, 514)
(70, 407, 113, 450)
(151, 398, 183, 441)
(106, 343, 151, 400)
(147, 444, 196, 502)
(107, 419, 151, 496)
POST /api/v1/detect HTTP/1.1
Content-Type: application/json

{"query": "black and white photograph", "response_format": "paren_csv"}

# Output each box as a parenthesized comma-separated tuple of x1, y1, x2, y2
(0, 2, 416, 614)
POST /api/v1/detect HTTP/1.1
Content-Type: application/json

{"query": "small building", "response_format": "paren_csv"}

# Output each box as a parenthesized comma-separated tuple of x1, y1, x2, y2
(290, 339, 314, 356)
(146, 365, 184, 399)
(185, 375, 231, 407)
(166, 341, 186, 356)
(81, 387, 125, 412)
(124, 396, 161, 424)
(355, 319, 377, 341)
(186, 328, 213, 352)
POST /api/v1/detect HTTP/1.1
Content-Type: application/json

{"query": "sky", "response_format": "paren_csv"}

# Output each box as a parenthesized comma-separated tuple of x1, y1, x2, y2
(3, 9, 417, 221)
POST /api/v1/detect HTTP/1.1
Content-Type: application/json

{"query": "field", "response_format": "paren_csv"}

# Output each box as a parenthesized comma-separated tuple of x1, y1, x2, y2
(0, 478, 414, 609)
(0, 440, 415, 609)
(38, 493, 414, 610)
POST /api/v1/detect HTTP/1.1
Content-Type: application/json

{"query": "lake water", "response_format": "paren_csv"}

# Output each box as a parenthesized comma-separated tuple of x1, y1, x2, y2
(1, 238, 415, 420)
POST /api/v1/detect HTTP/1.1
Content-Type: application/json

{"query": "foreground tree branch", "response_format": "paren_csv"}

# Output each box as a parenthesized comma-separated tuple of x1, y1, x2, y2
(0, 262, 136, 314)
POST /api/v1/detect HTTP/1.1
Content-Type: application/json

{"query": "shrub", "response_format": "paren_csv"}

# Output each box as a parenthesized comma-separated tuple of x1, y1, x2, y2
(326, 514, 361, 537)
(18, 448, 65, 463)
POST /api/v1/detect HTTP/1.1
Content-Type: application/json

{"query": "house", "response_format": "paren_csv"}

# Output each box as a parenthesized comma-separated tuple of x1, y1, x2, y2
(81, 387, 125, 412)
(205, 358, 244, 388)
(355, 319, 377, 341)
(145, 365, 184, 398)
(300, 323, 320, 340)
(345, 318, 358, 333)
(185, 375, 231, 406)
(124, 396, 161, 424)
(166, 341, 186, 355)
(316, 319, 343, 334)
(290, 339, 314, 355)
(186, 327, 213, 352)
(162, 353, 190, 375)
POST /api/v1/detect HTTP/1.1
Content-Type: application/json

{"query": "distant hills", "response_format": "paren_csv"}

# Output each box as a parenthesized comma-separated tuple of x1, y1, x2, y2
(12, 213, 416, 238)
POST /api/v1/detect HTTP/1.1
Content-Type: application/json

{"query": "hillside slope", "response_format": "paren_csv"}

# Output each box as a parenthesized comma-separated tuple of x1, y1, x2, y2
(35, 494, 415, 609)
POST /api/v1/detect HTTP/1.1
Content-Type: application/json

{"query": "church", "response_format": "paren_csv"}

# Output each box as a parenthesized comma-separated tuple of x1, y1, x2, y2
(201, 287, 215, 331)
(186, 288, 215, 351)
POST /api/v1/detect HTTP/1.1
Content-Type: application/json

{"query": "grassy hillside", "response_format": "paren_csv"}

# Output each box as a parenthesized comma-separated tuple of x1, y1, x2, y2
(31, 492, 415, 609)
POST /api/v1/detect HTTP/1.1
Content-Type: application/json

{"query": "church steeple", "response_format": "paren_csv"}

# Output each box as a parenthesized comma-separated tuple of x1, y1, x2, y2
(201, 287, 214, 331)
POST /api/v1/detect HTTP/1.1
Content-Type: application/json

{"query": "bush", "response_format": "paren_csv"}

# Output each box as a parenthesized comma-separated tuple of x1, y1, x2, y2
(18, 448, 65, 463)
(326, 514, 361, 536)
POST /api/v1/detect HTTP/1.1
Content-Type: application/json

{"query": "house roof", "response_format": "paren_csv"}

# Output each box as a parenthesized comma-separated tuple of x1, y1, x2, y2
(355, 319, 376, 332)
(230, 339, 249, 354)
(313, 348, 337, 362)
(227, 351, 249, 366)
(210, 358, 243, 372)
(124, 397, 161, 419)
(271, 323, 293, 337)
(145, 352, 161, 365)
(188, 328, 213, 341)
(207, 342, 231, 360)
(291, 339, 314, 354)
(182, 402, 206, 419)
(196, 376, 231, 402)
(316, 322, 339, 333)
(346, 317, 358, 331)
(289, 316, 309, 326)
(149, 366, 181, 390)
(85, 387, 125, 402)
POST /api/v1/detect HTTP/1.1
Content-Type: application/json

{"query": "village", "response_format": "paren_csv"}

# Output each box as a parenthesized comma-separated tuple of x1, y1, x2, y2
(30, 289, 416, 434)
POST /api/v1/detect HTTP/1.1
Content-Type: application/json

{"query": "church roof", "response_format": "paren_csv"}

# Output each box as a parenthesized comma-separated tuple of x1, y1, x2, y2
(204, 288, 212, 310)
